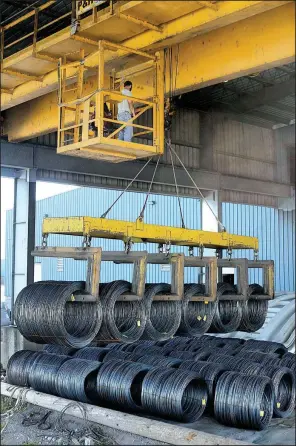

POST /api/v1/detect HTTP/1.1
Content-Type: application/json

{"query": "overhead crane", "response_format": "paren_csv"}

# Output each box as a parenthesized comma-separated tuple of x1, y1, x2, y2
(1, 0, 281, 306)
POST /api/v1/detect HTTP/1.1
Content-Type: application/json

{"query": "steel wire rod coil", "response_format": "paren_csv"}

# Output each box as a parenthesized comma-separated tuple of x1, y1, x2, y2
(96, 281, 147, 343)
(55, 358, 102, 403)
(238, 284, 269, 332)
(235, 350, 282, 367)
(161, 336, 191, 354)
(43, 345, 78, 356)
(141, 367, 208, 422)
(14, 281, 102, 348)
(6, 350, 43, 387)
(96, 359, 151, 411)
(240, 340, 287, 356)
(73, 347, 110, 361)
(280, 353, 296, 371)
(209, 283, 242, 333)
(141, 283, 182, 341)
(102, 350, 136, 362)
(136, 354, 181, 368)
(214, 371, 274, 430)
(124, 340, 157, 352)
(28, 353, 70, 395)
(167, 349, 209, 361)
(257, 365, 295, 418)
(177, 284, 217, 336)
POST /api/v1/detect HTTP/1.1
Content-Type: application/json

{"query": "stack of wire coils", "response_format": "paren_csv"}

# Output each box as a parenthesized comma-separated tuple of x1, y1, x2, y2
(7, 337, 295, 430)
(14, 281, 269, 348)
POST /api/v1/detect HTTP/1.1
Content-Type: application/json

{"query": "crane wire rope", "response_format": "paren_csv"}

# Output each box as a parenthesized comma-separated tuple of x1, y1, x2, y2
(138, 156, 161, 221)
(168, 146, 185, 228)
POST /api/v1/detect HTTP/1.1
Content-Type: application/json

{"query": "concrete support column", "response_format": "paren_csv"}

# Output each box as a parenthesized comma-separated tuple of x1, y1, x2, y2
(11, 169, 36, 322)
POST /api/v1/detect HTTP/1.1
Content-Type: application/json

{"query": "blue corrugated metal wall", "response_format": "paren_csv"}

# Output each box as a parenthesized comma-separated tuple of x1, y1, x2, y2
(5, 187, 202, 296)
(222, 203, 295, 292)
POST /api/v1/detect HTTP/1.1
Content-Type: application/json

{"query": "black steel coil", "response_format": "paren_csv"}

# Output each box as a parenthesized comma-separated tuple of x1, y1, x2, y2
(43, 344, 78, 356)
(132, 345, 164, 355)
(141, 283, 182, 341)
(235, 350, 281, 367)
(102, 350, 135, 362)
(96, 281, 147, 343)
(14, 282, 102, 348)
(238, 284, 268, 332)
(178, 284, 217, 336)
(179, 360, 209, 372)
(55, 358, 101, 403)
(28, 353, 70, 395)
(209, 283, 242, 333)
(258, 365, 295, 418)
(136, 354, 182, 368)
(214, 371, 274, 430)
(6, 350, 42, 387)
(141, 367, 208, 422)
(280, 353, 296, 370)
(73, 347, 110, 361)
(168, 349, 211, 361)
(96, 359, 151, 411)
(242, 340, 287, 356)
(125, 340, 157, 352)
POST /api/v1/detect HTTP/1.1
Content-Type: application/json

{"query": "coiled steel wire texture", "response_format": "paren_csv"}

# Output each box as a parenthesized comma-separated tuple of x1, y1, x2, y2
(209, 283, 242, 333)
(136, 354, 181, 368)
(257, 365, 295, 418)
(96, 359, 151, 411)
(178, 284, 217, 336)
(235, 350, 282, 367)
(141, 367, 208, 422)
(6, 350, 42, 387)
(280, 353, 296, 372)
(14, 282, 102, 348)
(55, 358, 101, 403)
(214, 371, 274, 430)
(43, 345, 78, 356)
(73, 347, 110, 361)
(141, 283, 182, 341)
(96, 281, 146, 343)
(28, 353, 70, 395)
(240, 339, 287, 356)
(237, 284, 268, 332)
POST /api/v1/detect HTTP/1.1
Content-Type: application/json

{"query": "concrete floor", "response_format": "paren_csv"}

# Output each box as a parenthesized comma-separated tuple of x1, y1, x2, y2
(1, 397, 295, 446)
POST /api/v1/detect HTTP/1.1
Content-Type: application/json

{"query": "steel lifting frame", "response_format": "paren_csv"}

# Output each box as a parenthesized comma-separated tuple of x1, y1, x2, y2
(247, 260, 274, 300)
(57, 39, 164, 162)
(217, 258, 249, 301)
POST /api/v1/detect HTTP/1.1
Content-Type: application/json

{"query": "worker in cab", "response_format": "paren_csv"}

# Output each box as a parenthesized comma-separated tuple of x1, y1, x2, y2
(117, 80, 135, 142)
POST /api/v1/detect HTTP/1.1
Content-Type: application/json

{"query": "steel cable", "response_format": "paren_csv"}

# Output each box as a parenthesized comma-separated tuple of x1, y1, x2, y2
(141, 367, 208, 422)
(238, 284, 269, 332)
(96, 281, 147, 343)
(43, 345, 78, 356)
(96, 360, 151, 411)
(257, 365, 295, 418)
(55, 358, 102, 403)
(6, 350, 43, 387)
(209, 283, 242, 333)
(141, 283, 182, 341)
(28, 353, 70, 395)
(214, 371, 274, 430)
(14, 282, 102, 348)
(73, 347, 111, 361)
(177, 284, 217, 336)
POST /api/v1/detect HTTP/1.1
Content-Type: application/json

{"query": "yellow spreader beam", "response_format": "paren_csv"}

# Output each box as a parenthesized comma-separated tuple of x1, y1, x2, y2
(42, 217, 259, 250)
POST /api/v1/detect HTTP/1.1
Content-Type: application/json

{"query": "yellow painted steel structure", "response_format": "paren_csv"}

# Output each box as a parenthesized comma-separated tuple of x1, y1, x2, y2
(42, 217, 259, 251)
(57, 40, 164, 162)
(1, 1, 294, 142)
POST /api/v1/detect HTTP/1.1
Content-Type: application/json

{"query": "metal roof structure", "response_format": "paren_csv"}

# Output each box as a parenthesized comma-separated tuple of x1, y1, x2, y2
(178, 62, 295, 130)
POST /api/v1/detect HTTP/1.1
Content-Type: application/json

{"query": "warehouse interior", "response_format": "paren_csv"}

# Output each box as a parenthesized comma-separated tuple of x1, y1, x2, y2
(0, 1, 295, 445)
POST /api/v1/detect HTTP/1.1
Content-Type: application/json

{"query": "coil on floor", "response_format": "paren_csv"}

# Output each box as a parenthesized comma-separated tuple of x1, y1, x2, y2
(235, 350, 281, 367)
(6, 350, 42, 387)
(238, 284, 269, 332)
(214, 371, 274, 430)
(28, 353, 70, 395)
(141, 367, 208, 422)
(43, 345, 78, 356)
(96, 359, 151, 411)
(96, 281, 146, 343)
(168, 349, 210, 361)
(241, 340, 287, 356)
(280, 353, 296, 371)
(73, 347, 110, 361)
(55, 358, 101, 403)
(14, 281, 102, 348)
(209, 283, 242, 333)
(258, 365, 295, 418)
(136, 354, 181, 368)
(102, 350, 135, 362)
(177, 284, 216, 336)
(141, 283, 182, 341)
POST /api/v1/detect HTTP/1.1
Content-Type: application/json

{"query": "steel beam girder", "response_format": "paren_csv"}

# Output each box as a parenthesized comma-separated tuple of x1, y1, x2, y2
(2, 2, 294, 142)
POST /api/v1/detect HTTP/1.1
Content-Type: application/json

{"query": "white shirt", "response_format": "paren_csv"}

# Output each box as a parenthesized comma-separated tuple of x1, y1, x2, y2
(118, 88, 132, 114)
